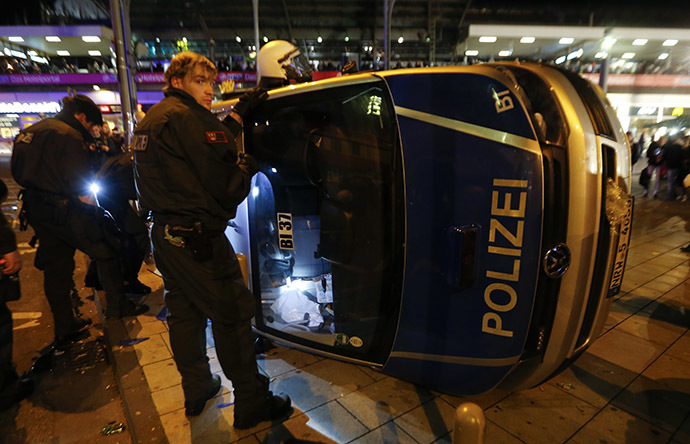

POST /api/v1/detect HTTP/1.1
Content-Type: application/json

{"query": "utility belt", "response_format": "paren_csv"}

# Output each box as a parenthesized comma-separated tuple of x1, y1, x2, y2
(21, 188, 74, 227)
(22, 188, 71, 207)
(21, 188, 122, 250)
(154, 215, 224, 262)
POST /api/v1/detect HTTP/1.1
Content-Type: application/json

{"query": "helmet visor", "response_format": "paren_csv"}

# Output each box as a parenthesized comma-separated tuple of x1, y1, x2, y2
(281, 49, 313, 83)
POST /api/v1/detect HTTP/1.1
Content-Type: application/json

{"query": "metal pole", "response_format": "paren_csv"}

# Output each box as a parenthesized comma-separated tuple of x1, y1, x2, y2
(452, 402, 486, 444)
(253, 0, 261, 53)
(599, 56, 609, 93)
(383, 0, 396, 70)
(281, 0, 294, 43)
(109, 0, 137, 143)
(252, 0, 260, 85)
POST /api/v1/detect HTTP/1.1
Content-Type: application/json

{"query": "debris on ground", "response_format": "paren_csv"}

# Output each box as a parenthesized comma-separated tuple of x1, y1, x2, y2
(100, 421, 126, 436)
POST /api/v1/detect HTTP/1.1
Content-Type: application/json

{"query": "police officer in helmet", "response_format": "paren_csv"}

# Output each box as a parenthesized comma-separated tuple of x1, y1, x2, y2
(11, 93, 148, 350)
(256, 40, 312, 89)
(133, 51, 292, 427)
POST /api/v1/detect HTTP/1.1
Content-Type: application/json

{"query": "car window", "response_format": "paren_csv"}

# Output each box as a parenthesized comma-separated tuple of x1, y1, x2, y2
(244, 79, 403, 363)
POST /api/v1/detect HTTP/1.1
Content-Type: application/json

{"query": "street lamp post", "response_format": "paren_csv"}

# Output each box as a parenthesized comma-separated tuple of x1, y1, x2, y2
(383, 0, 397, 70)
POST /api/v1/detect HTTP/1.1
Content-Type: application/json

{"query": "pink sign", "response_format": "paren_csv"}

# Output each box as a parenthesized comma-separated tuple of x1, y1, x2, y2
(0, 71, 341, 86)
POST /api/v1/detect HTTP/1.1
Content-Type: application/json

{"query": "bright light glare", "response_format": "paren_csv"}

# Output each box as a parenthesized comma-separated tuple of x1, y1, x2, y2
(252, 187, 259, 197)
(82, 36, 101, 42)
(479, 36, 497, 43)
(595, 52, 608, 59)
(632, 39, 647, 46)
(57, 50, 70, 56)
(498, 50, 511, 57)
(658, 53, 669, 60)
(520, 36, 535, 44)
(622, 52, 635, 59)
(88, 50, 102, 56)
(235, 36, 241, 43)
(92, 85, 100, 90)
(567, 48, 583, 60)
(263, 36, 268, 42)
(397, 36, 404, 44)
(317, 36, 323, 43)
(663, 39, 678, 46)
(602, 37, 617, 49)
(465, 50, 479, 56)
(271, 167, 277, 173)
(555, 55, 566, 64)
(8, 37, 24, 42)
(45, 36, 61, 42)
(90, 183, 100, 194)
(559, 37, 574, 44)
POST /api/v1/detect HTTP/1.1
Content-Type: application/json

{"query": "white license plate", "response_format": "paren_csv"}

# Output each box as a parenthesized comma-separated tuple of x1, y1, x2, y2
(608, 197, 633, 297)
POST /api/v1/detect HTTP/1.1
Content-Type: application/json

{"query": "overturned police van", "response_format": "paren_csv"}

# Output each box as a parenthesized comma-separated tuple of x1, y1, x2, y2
(212, 62, 633, 396)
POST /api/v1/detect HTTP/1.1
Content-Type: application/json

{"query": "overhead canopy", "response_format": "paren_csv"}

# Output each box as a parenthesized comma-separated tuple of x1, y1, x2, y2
(467, 24, 690, 63)
(643, 115, 690, 129)
(0, 25, 113, 57)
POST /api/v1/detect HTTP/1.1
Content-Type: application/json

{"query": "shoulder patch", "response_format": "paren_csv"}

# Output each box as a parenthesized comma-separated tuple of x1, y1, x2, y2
(15, 132, 33, 144)
(206, 131, 228, 144)
(130, 134, 149, 151)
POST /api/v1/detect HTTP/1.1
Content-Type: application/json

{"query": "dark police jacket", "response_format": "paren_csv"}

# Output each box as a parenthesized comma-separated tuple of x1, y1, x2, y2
(133, 87, 250, 232)
(11, 112, 94, 197)
(0, 179, 16, 258)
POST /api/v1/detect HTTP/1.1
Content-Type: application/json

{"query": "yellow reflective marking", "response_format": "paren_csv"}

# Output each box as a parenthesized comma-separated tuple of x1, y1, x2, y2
(12, 312, 42, 320)
(494, 179, 528, 188)
(395, 106, 541, 155)
(14, 320, 40, 330)
(390, 351, 520, 367)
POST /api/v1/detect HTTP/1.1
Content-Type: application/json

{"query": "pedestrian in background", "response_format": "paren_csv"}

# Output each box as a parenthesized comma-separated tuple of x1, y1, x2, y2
(133, 51, 291, 428)
(644, 136, 667, 198)
(663, 135, 684, 200)
(107, 127, 126, 155)
(10, 93, 148, 351)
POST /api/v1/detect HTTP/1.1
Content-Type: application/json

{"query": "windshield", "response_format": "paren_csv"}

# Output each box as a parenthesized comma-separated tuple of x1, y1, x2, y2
(244, 78, 404, 364)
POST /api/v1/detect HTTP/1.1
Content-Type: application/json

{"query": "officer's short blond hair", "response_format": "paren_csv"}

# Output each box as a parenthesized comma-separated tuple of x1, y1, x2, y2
(165, 51, 218, 87)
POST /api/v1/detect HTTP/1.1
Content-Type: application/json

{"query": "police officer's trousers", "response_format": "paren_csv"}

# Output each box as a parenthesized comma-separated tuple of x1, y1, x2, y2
(25, 195, 129, 337)
(150, 222, 267, 413)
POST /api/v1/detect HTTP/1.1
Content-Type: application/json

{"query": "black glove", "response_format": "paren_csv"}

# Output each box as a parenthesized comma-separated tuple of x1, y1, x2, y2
(237, 153, 259, 177)
(232, 87, 269, 120)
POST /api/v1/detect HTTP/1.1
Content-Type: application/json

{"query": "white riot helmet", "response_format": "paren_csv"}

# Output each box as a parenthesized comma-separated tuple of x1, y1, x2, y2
(257, 40, 312, 85)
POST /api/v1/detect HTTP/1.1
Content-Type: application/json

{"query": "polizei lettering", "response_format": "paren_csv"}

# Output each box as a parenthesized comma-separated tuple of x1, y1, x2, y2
(482, 178, 528, 338)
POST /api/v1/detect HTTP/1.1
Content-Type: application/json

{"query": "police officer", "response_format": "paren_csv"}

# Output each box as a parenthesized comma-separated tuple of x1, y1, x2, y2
(0, 178, 34, 410)
(93, 151, 151, 295)
(256, 40, 312, 89)
(11, 93, 148, 350)
(133, 51, 291, 427)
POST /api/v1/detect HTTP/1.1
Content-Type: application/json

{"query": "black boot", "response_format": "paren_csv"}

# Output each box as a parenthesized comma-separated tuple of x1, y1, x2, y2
(233, 392, 292, 429)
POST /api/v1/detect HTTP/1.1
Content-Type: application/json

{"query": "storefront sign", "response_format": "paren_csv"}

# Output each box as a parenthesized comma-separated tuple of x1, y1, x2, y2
(0, 101, 61, 113)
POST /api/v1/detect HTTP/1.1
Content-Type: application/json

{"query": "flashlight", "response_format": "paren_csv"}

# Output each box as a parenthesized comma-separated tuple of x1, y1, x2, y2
(90, 182, 100, 195)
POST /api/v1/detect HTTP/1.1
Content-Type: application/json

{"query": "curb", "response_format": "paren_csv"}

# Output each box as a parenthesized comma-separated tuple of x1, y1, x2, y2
(94, 290, 169, 443)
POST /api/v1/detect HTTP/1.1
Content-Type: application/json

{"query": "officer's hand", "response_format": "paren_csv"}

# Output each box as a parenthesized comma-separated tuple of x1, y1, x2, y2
(237, 153, 259, 177)
(233, 88, 269, 120)
(1, 250, 22, 275)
